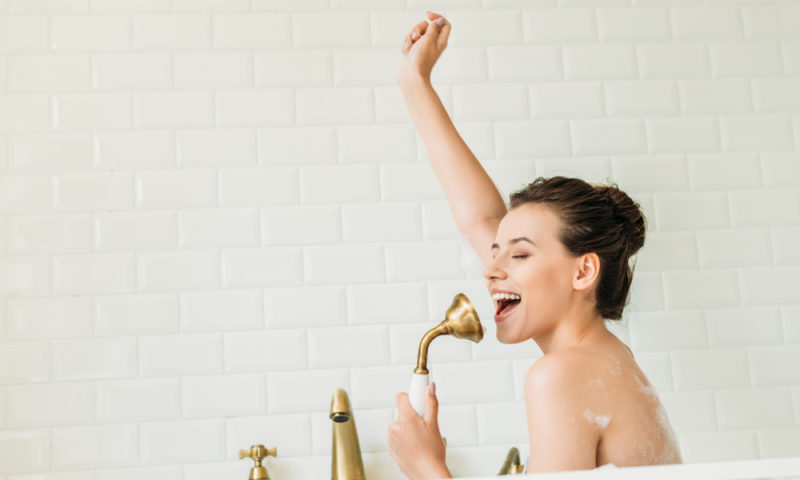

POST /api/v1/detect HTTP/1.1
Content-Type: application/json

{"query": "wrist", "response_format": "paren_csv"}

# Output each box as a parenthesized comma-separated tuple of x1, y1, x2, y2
(397, 71, 432, 94)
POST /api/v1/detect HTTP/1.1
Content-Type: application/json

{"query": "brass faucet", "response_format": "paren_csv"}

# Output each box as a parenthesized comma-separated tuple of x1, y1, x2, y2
(239, 445, 277, 480)
(498, 447, 525, 475)
(330, 388, 366, 480)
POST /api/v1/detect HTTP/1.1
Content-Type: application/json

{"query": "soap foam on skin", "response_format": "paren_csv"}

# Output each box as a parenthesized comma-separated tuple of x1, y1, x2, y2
(584, 409, 611, 430)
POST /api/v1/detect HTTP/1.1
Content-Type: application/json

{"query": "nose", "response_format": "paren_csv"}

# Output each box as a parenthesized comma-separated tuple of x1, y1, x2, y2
(482, 255, 507, 281)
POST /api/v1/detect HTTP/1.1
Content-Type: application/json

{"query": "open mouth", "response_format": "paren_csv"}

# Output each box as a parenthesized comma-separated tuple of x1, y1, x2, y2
(492, 292, 521, 317)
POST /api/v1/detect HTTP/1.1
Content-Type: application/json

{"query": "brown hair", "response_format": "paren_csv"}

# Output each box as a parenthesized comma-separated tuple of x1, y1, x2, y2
(509, 176, 646, 320)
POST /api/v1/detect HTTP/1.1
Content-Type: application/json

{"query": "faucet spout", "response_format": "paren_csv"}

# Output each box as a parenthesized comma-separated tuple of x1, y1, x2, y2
(498, 446, 525, 475)
(330, 388, 366, 480)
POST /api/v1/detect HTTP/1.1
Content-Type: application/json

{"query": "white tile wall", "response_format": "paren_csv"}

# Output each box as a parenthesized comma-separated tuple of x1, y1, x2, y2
(1, 3, 798, 479)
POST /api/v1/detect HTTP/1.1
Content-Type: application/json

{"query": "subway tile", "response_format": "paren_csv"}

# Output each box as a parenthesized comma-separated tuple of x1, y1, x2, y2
(228, 413, 311, 458)
(749, 346, 800, 386)
(636, 231, 698, 271)
(8, 54, 90, 92)
(476, 401, 528, 445)
(96, 378, 180, 423)
(431, 47, 487, 85)
(337, 125, 416, 163)
(761, 152, 800, 188)
(308, 325, 390, 369)
(752, 78, 800, 113)
(97, 466, 182, 480)
(140, 419, 225, 465)
(385, 242, 463, 282)
(772, 228, 800, 265)
(530, 82, 604, 119)
(213, 13, 292, 49)
(217, 89, 295, 127)
(94, 130, 176, 169)
(0, 94, 50, 132)
(785, 41, 800, 75)
(627, 271, 665, 312)
(653, 191, 730, 230)
(219, 167, 299, 207)
(53, 253, 135, 295)
(53, 337, 137, 381)
(262, 205, 341, 245)
(8, 213, 92, 254)
(605, 80, 679, 116)
(296, 87, 373, 125)
(304, 244, 383, 285)
(783, 306, 800, 344)
(494, 120, 570, 159)
(721, 115, 795, 151)
(688, 152, 762, 190)
(696, 228, 772, 268)
(629, 310, 707, 352)
(0, 256, 49, 297)
(92, 53, 172, 90)
(292, 12, 370, 48)
(433, 404, 480, 448)
(758, 427, 800, 458)
(10, 132, 92, 172)
(646, 117, 721, 153)
(729, 188, 800, 227)
(740, 266, 800, 305)
(0, 430, 49, 474)
(484, 158, 538, 198)
(6, 296, 92, 340)
(679, 79, 752, 115)
(333, 48, 399, 86)
(452, 84, 529, 122)
(390, 321, 473, 368)
(0, 16, 48, 52)
(564, 45, 637, 80)
(634, 353, 673, 393)
(133, 14, 211, 50)
(178, 208, 259, 248)
(368, 10, 422, 48)
(535, 156, 614, 185)
(487, 46, 562, 82)
(346, 282, 428, 325)
(95, 293, 179, 336)
(0, 341, 49, 384)
(421, 201, 460, 240)
(710, 42, 784, 77)
(267, 369, 350, 414)
(266, 285, 345, 329)
(343, 408, 393, 454)
(613, 155, 688, 193)
(139, 333, 223, 377)
(51, 15, 130, 51)
(671, 6, 743, 41)
(672, 348, 750, 390)
(138, 250, 220, 292)
(715, 387, 794, 429)
(135, 91, 214, 128)
(380, 163, 445, 202)
(441, 10, 521, 47)
(706, 307, 782, 348)
(53, 171, 134, 212)
(53, 92, 132, 131)
(521, 8, 595, 43)
(176, 129, 255, 168)
(181, 289, 263, 332)
(659, 391, 717, 433)
(679, 430, 759, 462)
(255, 50, 331, 87)
(637, 43, 710, 78)
(224, 329, 308, 373)
(222, 247, 303, 288)
(136, 169, 218, 209)
(572, 118, 646, 156)
(664, 269, 740, 309)
(342, 203, 420, 242)
(374, 85, 413, 124)
(95, 211, 177, 252)
(350, 365, 410, 410)
(597, 7, 670, 42)
(259, 126, 336, 165)
(742, 5, 800, 40)
(434, 361, 515, 405)
(174, 52, 253, 88)
(182, 373, 266, 418)
(301, 165, 380, 204)
(7, 382, 92, 427)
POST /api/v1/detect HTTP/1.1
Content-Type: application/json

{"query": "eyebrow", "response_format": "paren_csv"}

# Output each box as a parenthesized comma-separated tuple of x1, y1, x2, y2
(490, 237, 536, 250)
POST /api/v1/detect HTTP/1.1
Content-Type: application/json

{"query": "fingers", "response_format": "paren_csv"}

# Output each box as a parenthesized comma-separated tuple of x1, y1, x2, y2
(423, 382, 439, 426)
(402, 20, 430, 54)
(395, 391, 418, 419)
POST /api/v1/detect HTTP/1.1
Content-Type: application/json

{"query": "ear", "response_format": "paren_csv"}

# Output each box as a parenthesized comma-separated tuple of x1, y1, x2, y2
(572, 252, 600, 291)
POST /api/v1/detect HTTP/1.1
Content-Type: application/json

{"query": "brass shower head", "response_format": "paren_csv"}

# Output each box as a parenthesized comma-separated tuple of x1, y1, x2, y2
(414, 293, 483, 374)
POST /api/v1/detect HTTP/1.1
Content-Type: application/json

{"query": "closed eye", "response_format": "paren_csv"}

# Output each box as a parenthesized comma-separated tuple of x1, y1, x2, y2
(512, 255, 529, 259)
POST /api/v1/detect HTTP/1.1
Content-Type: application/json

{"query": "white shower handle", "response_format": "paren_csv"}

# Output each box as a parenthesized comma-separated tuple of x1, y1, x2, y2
(408, 372, 430, 417)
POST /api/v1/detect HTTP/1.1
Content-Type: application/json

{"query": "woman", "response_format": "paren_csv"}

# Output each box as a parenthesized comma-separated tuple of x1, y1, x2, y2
(387, 11, 683, 480)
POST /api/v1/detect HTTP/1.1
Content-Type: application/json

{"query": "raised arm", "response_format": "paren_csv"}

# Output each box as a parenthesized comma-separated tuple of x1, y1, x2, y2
(396, 12, 507, 267)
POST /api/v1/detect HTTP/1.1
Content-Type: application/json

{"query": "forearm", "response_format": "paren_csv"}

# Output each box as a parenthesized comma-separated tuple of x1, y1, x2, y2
(399, 75, 507, 234)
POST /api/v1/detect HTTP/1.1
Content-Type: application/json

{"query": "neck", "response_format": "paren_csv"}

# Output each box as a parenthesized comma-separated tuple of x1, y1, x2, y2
(533, 301, 608, 355)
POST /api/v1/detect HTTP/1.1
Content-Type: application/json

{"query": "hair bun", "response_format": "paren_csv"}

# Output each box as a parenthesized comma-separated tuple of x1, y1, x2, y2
(595, 184, 646, 256)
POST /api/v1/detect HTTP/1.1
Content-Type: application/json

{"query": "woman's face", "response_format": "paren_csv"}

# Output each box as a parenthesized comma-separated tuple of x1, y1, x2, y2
(483, 203, 579, 344)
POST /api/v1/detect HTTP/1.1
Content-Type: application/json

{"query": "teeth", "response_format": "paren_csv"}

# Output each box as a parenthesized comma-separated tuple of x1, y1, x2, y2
(491, 292, 521, 301)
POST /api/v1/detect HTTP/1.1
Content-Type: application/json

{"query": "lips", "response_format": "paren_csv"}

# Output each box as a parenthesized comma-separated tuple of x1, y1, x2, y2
(494, 297, 521, 323)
